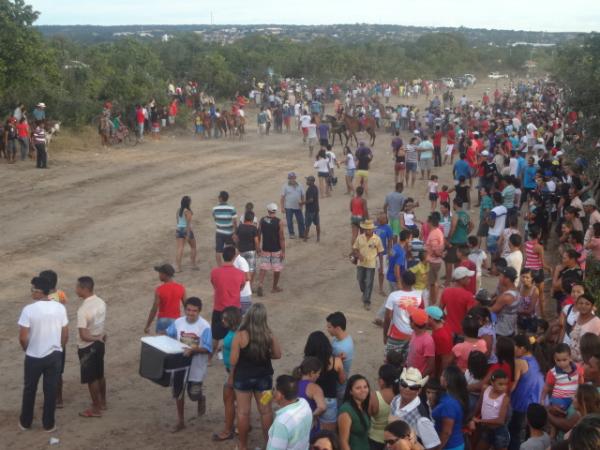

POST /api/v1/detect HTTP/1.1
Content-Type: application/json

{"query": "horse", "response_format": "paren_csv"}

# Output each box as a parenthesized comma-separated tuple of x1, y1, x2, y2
(325, 115, 348, 147)
(234, 115, 246, 139)
(215, 113, 229, 137)
(343, 114, 376, 146)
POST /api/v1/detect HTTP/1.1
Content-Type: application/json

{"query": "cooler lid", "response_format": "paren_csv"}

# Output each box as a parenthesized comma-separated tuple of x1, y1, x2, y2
(140, 335, 189, 354)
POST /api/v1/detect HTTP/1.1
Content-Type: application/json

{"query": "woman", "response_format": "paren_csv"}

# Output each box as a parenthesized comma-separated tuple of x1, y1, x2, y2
(230, 304, 282, 450)
(432, 366, 468, 450)
(394, 140, 406, 186)
(368, 364, 399, 450)
(445, 198, 472, 283)
(350, 186, 369, 246)
(564, 384, 600, 439)
(175, 196, 198, 272)
(304, 331, 346, 431)
(383, 420, 424, 450)
(344, 146, 356, 195)
(569, 292, 600, 362)
(310, 429, 340, 450)
(338, 374, 371, 450)
(314, 149, 331, 198)
(295, 356, 327, 438)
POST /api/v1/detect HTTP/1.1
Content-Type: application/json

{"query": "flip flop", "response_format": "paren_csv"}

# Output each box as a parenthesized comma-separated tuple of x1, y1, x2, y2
(79, 409, 101, 418)
(212, 432, 235, 441)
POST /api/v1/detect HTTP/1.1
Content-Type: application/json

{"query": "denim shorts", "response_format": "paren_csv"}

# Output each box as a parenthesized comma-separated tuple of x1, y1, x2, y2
(550, 396, 572, 411)
(406, 162, 418, 172)
(233, 375, 273, 392)
(346, 168, 355, 178)
(482, 424, 510, 449)
(176, 228, 195, 239)
(156, 317, 175, 333)
(487, 234, 499, 254)
(319, 397, 338, 424)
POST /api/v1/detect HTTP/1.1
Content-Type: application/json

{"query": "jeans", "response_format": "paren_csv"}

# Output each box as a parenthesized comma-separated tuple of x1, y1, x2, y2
(285, 208, 305, 237)
(434, 145, 442, 166)
(356, 266, 375, 304)
(508, 410, 527, 450)
(20, 351, 62, 430)
(19, 137, 29, 160)
(35, 143, 47, 168)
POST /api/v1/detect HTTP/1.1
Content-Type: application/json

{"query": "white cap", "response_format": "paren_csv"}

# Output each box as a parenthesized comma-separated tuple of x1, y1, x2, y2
(266, 202, 278, 212)
(481, 150, 489, 156)
(453, 266, 475, 280)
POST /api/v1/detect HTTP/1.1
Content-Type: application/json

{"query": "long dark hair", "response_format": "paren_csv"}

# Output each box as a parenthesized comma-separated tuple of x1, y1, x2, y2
(303, 331, 333, 373)
(495, 336, 516, 378)
(343, 374, 370, 431)
(179, 196, 191, 217)
(378, 364, 400, 395)
(442, 366, 469, 419)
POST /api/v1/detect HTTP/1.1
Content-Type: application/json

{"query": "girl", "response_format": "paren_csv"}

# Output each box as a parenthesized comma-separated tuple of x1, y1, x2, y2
(517, 269, 540, 334)
(558, 282, 584, 344)
(523, 226, 549, 319)
(368, 364, 399, 450)
(175, 196, 198, 272)
(473, 370, 511, 450)
(465, 351, 488, 412)
(439, 185, 450, 204)
(213, 306, 242, 442)
(304, 331, 346, 431)
(451, 315, 487, 371)
(394, 141, 406, 186)
(569, 292, 600, 362)
(350, 186, 368, 246)
(469, 306, 497, 363)
(344, 146, 356, 195)
(338, 374, 371, 450)
(295, 356, 327, 438)
(433, 366, 468, 450)
(400, 199, 420, 233)
(315, 149, 331, 198)
(428, 175, 439, 212)
(383, 420, 424, 450)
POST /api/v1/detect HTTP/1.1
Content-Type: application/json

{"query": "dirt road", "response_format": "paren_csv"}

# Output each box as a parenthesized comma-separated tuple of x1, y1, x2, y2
(0, 81, 503, 449)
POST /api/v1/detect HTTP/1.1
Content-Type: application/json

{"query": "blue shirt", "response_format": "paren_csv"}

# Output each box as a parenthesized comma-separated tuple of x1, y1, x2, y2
(453, 160, 471, 181)
(517, 156, 526, 178)
(523, 165, 538, 189)
(332, 335, 354, 377)
(387, 244, 406, 282)
(375, 224, 393, 255)
(223, 330, 235, 370)
(432, 393, 465, 449)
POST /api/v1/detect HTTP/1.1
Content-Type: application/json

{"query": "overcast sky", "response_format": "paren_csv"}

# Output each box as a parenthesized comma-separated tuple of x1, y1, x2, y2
(29, 0, 600, 32)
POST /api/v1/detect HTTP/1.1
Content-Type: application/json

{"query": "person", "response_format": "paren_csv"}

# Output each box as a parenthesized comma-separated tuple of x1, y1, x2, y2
(392, 132, 406, 185)
(428, 175, 439, 211)
(343, 146, 356, 195)
(491, 267, 521, 338)
(351, 186, 369, 245)
(384, 183, 407, 237)
(165, 297, 212, 432)
(175, 196, 198, 272)
(368, 364, 399, 450)
(451, 315, 487, 371)
(523, 227, 548, 319)
(213, 191, 238, 266)
(315, 149, 331, 197)
(519, 403, 551, 450)
(445, 199, 473, 278)
(230, 303, 282, 450)
(75, 276, 107, 419)
(304, 331, 346, 431)
(417, 135, 434, 181)
(32, 121, 47, 168)
(439, 267, 476, 337)
(326, 311, 354, 401)
(425, 213, 445, 304)
(487, 193, 508, 257)
(568, 413, 600, 450)
(516, 269, 540, 334)
(304, 175, 321, 242)
(426, 306, 453, 377)
(432, 365, 468, 450)
(307, 117, 318, 155)
(18, 276, 68, 432)
(456, 246, 477, 295)
(144, 264, 186, 334)
(257, 203, 286, 297)
(473, 369, 511, 450)
(16, 116, 30, 161)
(230, 243, 253, 314)
(310, 430, 340, 450)
(236, 210, 260, 285)
(352, 219, 384, 310)
(266, 375, 313, 450)
(406, 307, 435, 378)
(453, 153, 471, 187)
(338, 374, 371, 450)
(281, 172, 306, 239)
(355, 142, 373, 196)
(294, 357, 327, 437)
(389, 367, 441, 450)
(383, 420, 424, 450)
(210, 246, 245, 355)
(569, 292, 600, 362)
(375, 212, 394, 295)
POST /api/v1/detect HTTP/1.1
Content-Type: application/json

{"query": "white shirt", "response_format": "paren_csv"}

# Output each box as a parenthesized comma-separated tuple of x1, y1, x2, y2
(489, 205, 507, 237)
(167, 316, 212, 382)
(77, 294, 107, 349)
(300, 115, 311, 128)
(18, 300, 68, 358)
(346, 153, 356, 170)
(389, 396, 441, 449)
(505, 250, 523, 286)
(469, 249, 488, 276)
(385, 289, 423, 337)
(234, 255, 252, 297)
(307, 123, 317, 139)
(509, 157, 518, 176)
(314, 158, 330, 173)
(326, 150, 337, 169)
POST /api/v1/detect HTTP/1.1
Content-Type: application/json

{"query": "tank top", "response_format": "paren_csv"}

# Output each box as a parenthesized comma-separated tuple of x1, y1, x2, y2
(496, 290, 520, 336)
(511, 355, 544, 413)
(233, 342, 274, 382)
(176, 209, 188, 229)
(524, 241, 543, 270)
(316, 359, 338, 398)
(297, 379, 317, 412)
(351, 197, 365, 217)
(481, 386, 506, 421)
(450, 210, 469, 245)
(518, 290, 533, 315)
(259, 217, 282, 252)
(368, 391, 391, 443)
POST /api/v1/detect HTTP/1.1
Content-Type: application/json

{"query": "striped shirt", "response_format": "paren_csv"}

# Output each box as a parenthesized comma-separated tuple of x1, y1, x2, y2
(524, 240, 543, 270)
(546, 363, 583, 399)
(212, 203, 237, 235)
(266, 398, 313, 450)
(33, 127, 46, 144)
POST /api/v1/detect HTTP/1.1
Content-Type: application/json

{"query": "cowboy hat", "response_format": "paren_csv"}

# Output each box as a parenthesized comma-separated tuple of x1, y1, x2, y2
(360, 220, 375, 230)
(399, 367, 428, 388)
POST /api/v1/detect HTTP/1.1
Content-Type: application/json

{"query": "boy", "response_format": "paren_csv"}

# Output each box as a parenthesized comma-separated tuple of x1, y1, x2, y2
(505, 234, 523, 286)
(457, 246, 477, 294)
(467, 236, 488, 291)
(375, 212, 394, 296)
(410, 251, 429, 306)
(326, 311, 354, 402)
(166, 297, 212, 432)
(520, 403, 551, 450)
(409, 228, 425, 263)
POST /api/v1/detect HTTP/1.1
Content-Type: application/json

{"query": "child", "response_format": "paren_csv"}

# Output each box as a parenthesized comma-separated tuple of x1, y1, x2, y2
(517, 269, 540, 334)
(400, 198, 420, 233)
(452, 315, 487, 371)
(439, 185, 450, 204)
(465, 350, 488, 412)
(523, 226, 549, 319)
(409, 228, 425, 262)
(468, 236, 488, 291)
(520, 403, 551, 450)
(449, 175, 470, 209)
(410, 251, 429, 305)
(505, 234, 523, 286)
(428, 175, 439, 211)
(473, 369, 511, 450)
(540, 343, 583, 412)
(457, 245, 477, 294)
(294, 357, 326, 438)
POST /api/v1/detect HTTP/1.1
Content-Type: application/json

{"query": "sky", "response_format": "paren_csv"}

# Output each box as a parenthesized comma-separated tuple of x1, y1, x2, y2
(28, 0, 600, 32)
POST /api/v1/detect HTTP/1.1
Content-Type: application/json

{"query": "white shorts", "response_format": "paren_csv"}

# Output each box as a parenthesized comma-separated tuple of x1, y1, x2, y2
(376, 256, 389, 273)
(445, 144, 454, 156)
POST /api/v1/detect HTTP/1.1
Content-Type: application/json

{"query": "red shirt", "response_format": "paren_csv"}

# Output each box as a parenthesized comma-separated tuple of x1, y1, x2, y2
(136, 108, 145, 124)
(457, 260, 477, 294)
(433, 131, 443, 147)
(447, 129, 456, 145)
(432, 325, 453, 356)
(439, 191, 450, 203)
(16, 122, 29, 138)
(210, 265, 245, 311)
(440, 286, 476, 336)
(156, 281, 186, 318)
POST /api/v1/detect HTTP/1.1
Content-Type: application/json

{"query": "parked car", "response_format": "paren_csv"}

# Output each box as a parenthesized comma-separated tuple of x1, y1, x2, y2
(488, 72, 509, 79)
(440, 77, 454, 89)
(453, 76, 468, 89)
(464, 73, 477, 85)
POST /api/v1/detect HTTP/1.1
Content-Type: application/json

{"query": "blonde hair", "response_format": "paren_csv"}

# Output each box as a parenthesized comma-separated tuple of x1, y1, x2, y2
(576, 384, 600, 416)
(239, 303, 272, 361)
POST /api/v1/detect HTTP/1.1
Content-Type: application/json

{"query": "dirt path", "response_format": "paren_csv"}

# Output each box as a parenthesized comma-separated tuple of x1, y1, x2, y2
(0, 81, 503, 449)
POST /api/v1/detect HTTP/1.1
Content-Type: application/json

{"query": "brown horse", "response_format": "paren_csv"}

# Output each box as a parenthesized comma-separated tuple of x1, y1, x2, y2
(215, 112, 229, 137)
(325, 115, 348, 147)
(343, 114, 376, 146)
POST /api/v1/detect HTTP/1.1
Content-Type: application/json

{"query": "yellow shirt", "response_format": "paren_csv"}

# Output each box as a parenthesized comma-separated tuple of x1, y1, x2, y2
(410, 262, 429, 290)
(353, 233, 384, 269)
(48, 290, 67, 304)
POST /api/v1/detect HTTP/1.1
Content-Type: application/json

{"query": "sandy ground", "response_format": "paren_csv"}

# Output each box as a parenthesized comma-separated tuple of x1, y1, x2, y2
(0, 81, 506, 449)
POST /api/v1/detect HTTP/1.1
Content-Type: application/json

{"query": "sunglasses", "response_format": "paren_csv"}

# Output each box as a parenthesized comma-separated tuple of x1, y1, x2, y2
(399, 380, 421, 391)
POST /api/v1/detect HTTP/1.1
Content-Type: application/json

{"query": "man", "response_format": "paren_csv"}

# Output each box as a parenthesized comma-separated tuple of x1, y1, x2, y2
(453, 153, 471, 186)
(212, 191, 238, 266)
(425, 213, 444, 305)
(487, 192, 508, 257)
(439, 267, 476, 336)
(32, 121, 47, 169)
(144, 264, 186, 334)
(76, 276, 107, 418)
(417, 134, 434, 180)
(231, 243, 253, 314)
(375, 212, 394, 296)
(18, 276, 68, 432)
(433, 126, 443, 167)
(426, 306, 453, 378)
(406, 307, 435, 378)
(326, 311, 354, 401)
(166, 297, 212, 432)
(303, 175, 320, 242)
(236, 210, 259, 285)
(280, 172, 305, 240)
(33, 102, 46, 122)
(383, 271, 422, 361)
(384, 182, 406, 237)
(266, 375, 313, 450)
(210, 246, 245, 353)
(135, 104, 145, 140)
(355, 142, 373, 195)
(257, 203, 286, 296)
(352, 219, 384, 310)
(388, 368, 440, 449)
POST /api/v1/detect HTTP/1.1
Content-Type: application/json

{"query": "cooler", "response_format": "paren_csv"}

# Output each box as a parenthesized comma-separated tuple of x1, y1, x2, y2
(139, 335, 191, 387)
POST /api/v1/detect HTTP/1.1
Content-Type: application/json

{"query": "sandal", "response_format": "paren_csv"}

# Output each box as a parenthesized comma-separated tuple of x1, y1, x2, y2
(79, 409, 101, 418)
(212, 432, 235, 441)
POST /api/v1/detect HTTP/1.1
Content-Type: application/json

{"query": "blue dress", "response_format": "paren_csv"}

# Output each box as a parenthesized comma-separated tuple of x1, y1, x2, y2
(511, 355, 544, 413)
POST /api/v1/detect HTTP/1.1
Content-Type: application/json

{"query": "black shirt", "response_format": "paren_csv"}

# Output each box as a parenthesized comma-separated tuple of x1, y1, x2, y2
(259, 217, 282, 252)
(305, 185, 319, 213)
(356, 147, 372, 170)
(236, 223, 258, 253)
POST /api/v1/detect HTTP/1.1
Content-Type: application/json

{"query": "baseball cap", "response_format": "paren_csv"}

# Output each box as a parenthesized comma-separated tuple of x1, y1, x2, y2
(583, 198, 597, 208)
(481, 150, 489, 157)
(407, 306, 428, 326)
(499, 266, 518, 282)
(452, 266, 475, 280)
(305, 175, 316, 182)
(475, 289, 492, 306)
(287, 172, 296, 179)
(154, 263, 175, 277)
(267, 202, 278, 212)
(426, 306, 444, 321)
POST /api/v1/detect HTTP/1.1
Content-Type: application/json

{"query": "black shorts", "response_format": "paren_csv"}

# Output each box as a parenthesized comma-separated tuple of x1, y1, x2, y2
(78, 341, 105, 384)
(212, 309, 234, 340)
(305, 210, 320, 228)
(531, 268, 545, 284)
(444, 246, 459, 264)
(429, 193, 438, 202)
(319, 138, 329, 147)
(215, 233, 231, 253)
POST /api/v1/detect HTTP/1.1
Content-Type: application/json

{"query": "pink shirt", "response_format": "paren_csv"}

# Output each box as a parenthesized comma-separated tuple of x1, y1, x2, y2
(425, 227, 445, 264)
(407, 332, 435, 375)
(452, 339, 487, 371)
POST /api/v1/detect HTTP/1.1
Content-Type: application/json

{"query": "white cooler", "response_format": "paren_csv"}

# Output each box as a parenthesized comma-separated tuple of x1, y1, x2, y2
(139, 336, 191, 387)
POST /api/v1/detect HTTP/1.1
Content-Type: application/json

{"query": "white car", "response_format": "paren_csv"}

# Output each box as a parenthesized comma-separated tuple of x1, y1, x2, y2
(488, 72, 509, 79)
(440, 77, 454, 88)
(464, 74, 477, 85)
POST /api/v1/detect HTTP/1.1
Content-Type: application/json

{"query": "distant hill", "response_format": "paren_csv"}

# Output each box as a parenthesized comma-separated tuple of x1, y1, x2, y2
(35, 24, 582, 46)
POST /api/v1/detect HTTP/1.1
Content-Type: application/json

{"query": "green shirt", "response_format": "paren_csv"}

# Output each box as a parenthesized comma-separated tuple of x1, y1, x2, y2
(450, 210, 470, 245)
(339, 402, 371, 450)
(480, 195, 493, 221)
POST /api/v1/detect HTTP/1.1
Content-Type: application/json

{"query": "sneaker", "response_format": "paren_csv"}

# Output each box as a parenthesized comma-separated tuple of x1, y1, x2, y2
(217, 351, 223, 361)
(44, 425, 57, 433)
(18, 422, 29, 431)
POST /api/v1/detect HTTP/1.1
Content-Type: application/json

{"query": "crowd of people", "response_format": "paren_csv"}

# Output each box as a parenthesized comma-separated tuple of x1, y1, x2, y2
(15, 77, 600, 450)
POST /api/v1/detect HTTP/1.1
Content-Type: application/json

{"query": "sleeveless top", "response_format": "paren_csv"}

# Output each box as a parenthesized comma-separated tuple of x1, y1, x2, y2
(524, 241, 543, 269)
(368, 391, 391, 443)
(339, 402, 371, 450)
(481, 386, 506, 421)
(176, 209, 188, 229)
(351, 197, 365, 217)
(450, 210, 470, 245)
(233, 342, 274, 382)
(297, 379, 318, 413)
(518, 291, 533, 315)
(511, 355, 544, 413)
(259, 217, 282, 252)
(316, 359, 338, 398)
(496, 290, 520, 336)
